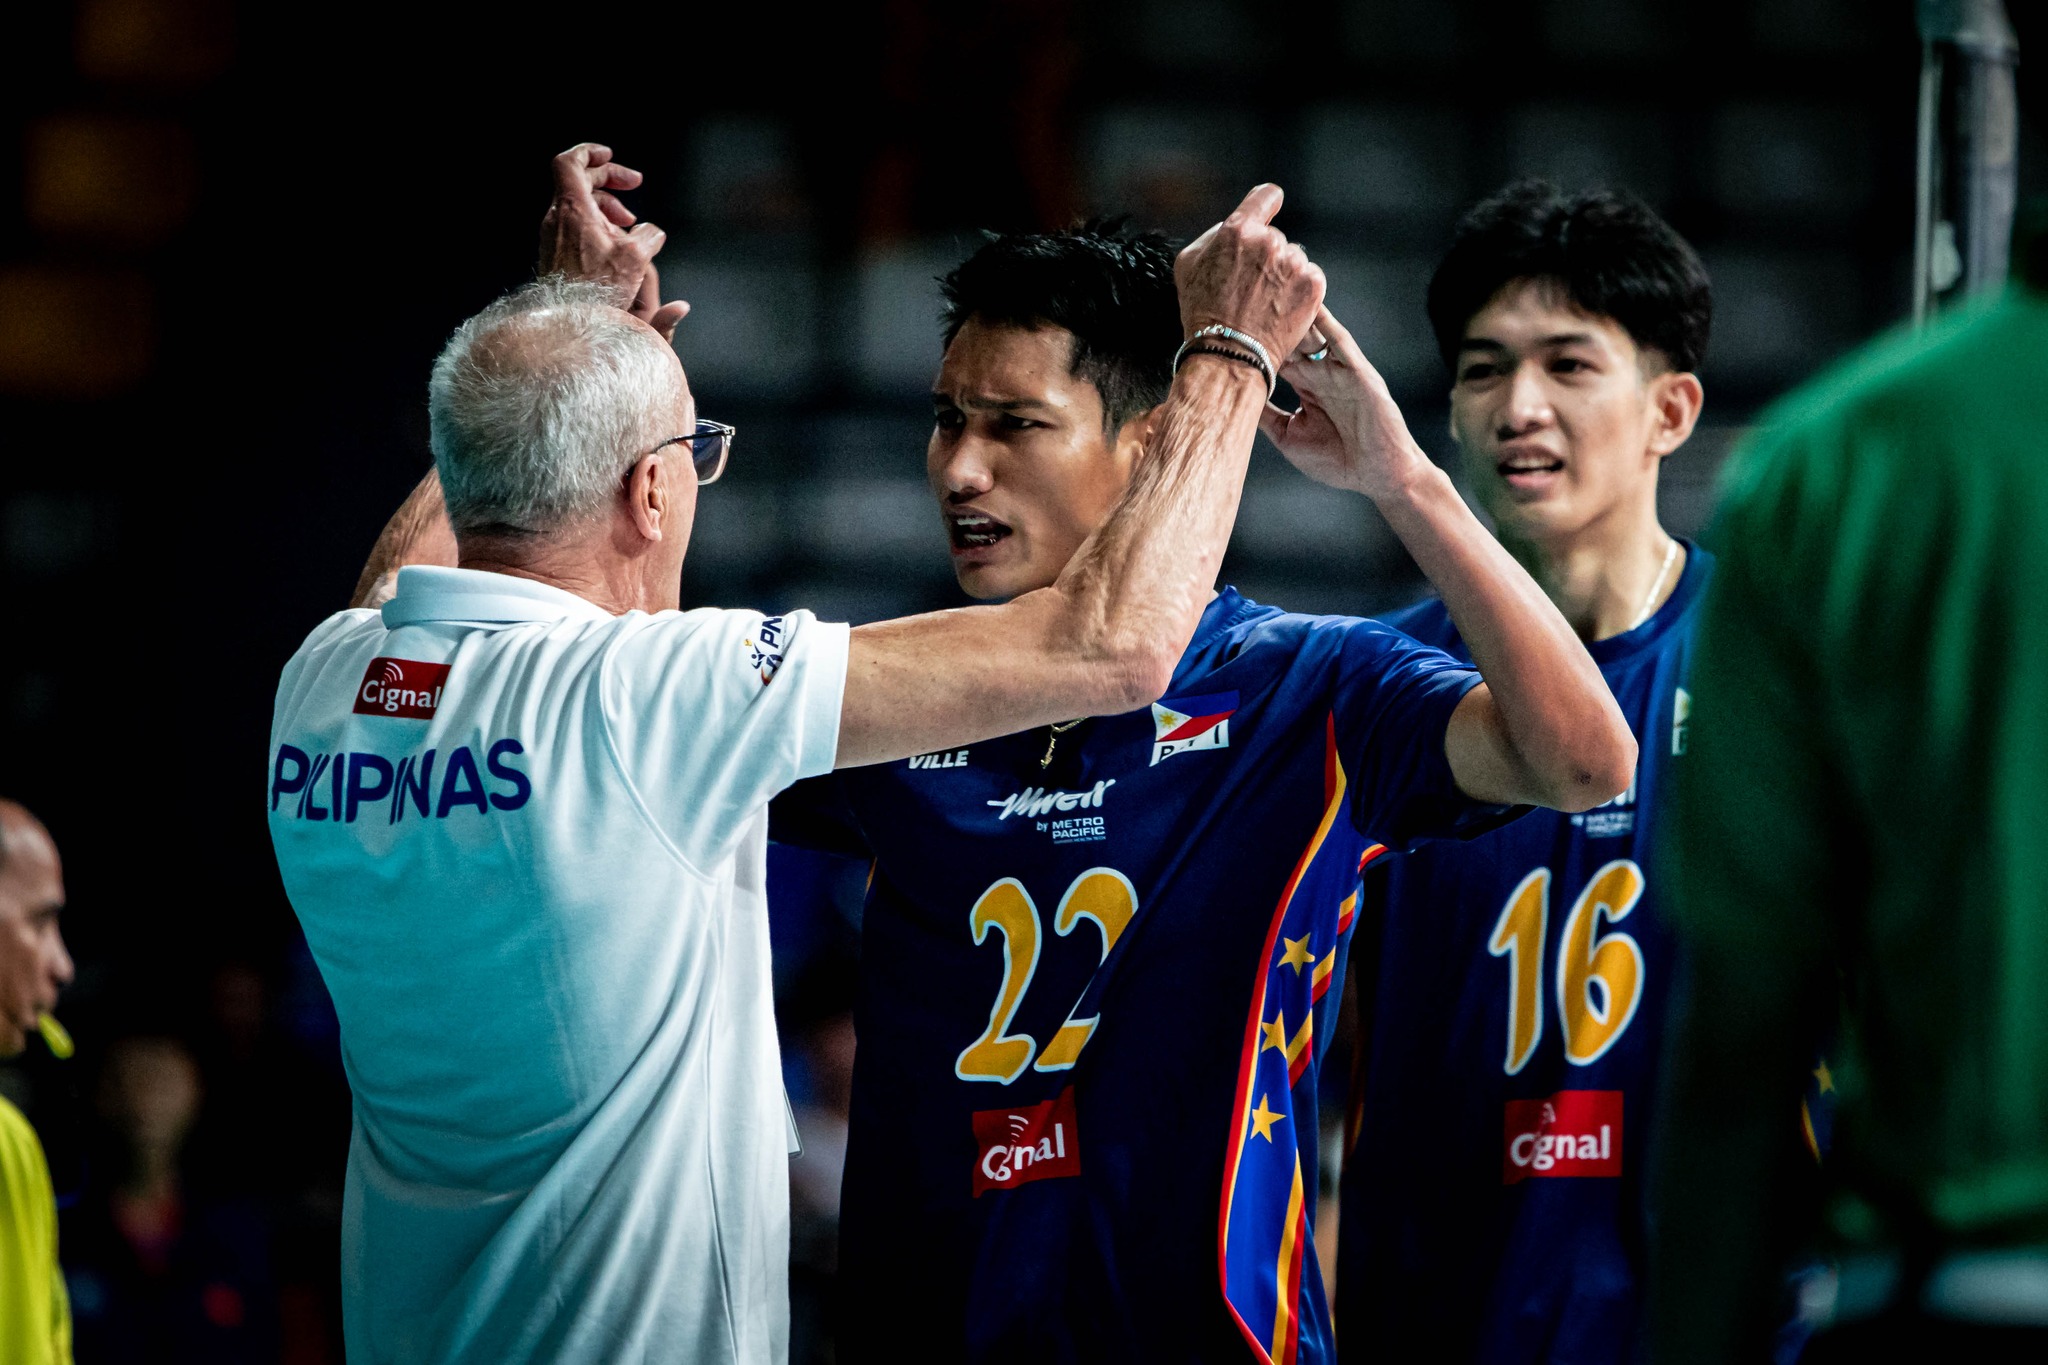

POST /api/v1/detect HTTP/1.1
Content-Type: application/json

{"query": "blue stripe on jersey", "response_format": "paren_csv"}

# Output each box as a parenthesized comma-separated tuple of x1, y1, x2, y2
(1218, 716, 1388, 1363)
(1336, 544, 1712, 1365)
(771, 588, 1500, 1363)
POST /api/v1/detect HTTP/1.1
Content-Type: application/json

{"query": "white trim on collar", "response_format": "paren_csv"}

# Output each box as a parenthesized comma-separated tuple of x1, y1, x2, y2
(380, 565, 615, 627)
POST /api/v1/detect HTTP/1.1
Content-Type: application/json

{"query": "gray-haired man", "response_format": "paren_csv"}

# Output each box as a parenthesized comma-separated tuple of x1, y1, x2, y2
(267, 152, 1326, 1363)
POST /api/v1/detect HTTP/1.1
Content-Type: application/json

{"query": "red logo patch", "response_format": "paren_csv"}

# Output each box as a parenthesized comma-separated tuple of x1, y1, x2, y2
(972, 1088, 1081, 1197)
(352, 657, 451, 719)
(1503, 1090, 1623, 1184)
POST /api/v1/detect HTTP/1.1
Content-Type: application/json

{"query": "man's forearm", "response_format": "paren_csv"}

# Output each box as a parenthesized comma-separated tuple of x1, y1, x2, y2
(1046, 356, 1265, 692)
(1374, 460, 1634, 807)
(349, 469, 458, 609)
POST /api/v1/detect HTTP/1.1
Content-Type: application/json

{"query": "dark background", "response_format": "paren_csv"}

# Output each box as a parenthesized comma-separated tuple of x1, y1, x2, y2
(0, 0, 2039, 1358)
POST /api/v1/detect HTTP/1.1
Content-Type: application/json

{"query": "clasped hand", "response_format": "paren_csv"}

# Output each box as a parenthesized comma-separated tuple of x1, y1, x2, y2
(538, 143, 689, 342)
(1259, 306, 1433, 504)
(1173, 185, 1325, 378)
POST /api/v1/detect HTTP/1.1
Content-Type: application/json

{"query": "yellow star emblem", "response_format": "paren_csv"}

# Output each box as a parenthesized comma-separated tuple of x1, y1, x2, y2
(1261, 1011, 1288, 1053)
(1250, 1094, 1284, 1142)
(1814, 1061, 1835, 1094)
(1279, 934, 1314, 973)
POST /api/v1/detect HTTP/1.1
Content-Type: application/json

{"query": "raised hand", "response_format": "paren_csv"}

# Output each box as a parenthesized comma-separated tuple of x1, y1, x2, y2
(1259, 305, 1431, 502)
(1174, 185, 1325, 366)
(538, 143, 689, 342)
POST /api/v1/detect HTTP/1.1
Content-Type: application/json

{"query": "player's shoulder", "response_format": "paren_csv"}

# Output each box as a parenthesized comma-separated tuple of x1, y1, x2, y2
(1727, 296, 2045, 510)
(1196, 590, 1464, 694)
(1374, 595, 1458, 650)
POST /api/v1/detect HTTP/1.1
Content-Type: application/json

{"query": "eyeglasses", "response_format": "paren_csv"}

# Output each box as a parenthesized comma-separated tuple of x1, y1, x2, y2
(650, 419, 735, 486)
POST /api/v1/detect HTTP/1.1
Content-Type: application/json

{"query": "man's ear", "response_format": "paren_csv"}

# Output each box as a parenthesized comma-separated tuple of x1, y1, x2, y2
(1117, 404, 1164, 463)
(1646, 370, 1705, 459)
(625, 452, 669, 542)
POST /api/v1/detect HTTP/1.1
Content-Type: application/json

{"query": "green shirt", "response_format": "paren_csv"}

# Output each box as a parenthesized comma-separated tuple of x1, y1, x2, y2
(0, 1094, 70, 1365)
(1652, 258, 2048, 1360)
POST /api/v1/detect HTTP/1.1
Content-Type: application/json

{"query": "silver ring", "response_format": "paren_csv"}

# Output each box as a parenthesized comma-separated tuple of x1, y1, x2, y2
(1305, 346, 1330, 362)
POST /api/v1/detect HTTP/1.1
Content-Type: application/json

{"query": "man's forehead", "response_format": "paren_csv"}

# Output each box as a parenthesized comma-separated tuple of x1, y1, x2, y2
(934, 390, 1062, 413)
(934, 324, 1111, 428)
(0, 817, 62, 909)
(1461, 279, 1632, 353)
(937, 319, 1081, 391)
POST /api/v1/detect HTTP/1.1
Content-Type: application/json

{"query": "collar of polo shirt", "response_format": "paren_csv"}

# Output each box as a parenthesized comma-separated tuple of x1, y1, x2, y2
(380, 566, 617, 627)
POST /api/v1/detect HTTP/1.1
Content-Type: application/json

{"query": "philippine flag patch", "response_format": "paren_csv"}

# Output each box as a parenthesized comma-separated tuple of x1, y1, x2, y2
(1151, 690, 1237, 766)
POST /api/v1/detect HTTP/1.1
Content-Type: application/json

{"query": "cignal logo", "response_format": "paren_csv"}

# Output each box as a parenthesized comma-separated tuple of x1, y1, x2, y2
(971, 1088, 1080, 1197)
(1502, 1090, 1623, 1184)
(353, 658, 451, 719)
(1151, 690, 1236, 765)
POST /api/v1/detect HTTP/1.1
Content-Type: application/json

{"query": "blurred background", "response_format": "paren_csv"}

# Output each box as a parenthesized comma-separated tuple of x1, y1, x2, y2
(0, 0, 2039, 1358)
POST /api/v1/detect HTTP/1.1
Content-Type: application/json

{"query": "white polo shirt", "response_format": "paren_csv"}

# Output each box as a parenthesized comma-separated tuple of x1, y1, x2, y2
(267, 566, 847, 1365)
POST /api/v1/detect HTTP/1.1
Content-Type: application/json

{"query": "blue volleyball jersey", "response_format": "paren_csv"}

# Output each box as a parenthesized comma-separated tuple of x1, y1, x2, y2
(771, 587, 1501, 1363)
(1335, 545, 1712, 1365)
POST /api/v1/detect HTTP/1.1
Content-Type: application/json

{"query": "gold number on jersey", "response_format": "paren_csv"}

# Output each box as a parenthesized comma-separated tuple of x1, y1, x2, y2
(1557, 861, 1646, 1066)
(954, 879, 1042, 1084)
(1487, 860, 1647, 1075)
(1034, 869, 1139, 1073)
(955, 869, 1138, 1083)
(1487, 869, 1550, 1075)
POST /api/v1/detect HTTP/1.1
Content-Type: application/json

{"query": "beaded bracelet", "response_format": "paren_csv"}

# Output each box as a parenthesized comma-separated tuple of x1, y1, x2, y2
(1172, 324, 1277, 397)
(1174, 342, 1274, 392)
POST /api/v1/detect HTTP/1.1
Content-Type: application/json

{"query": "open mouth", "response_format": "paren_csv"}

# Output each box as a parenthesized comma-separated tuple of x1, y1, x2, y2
(947, 510, 1013, 554)
(1497, 451, 1565, 485)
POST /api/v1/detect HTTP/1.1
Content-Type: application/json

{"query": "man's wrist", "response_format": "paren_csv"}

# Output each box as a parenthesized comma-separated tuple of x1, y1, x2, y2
(1355, 442, 1450, 507)
(1174, 325, 1276, 397)
(1173, 349, 1268, 403)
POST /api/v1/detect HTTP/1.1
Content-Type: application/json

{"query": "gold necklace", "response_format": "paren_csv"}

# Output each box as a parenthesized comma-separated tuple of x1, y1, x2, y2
(1626, 537, 1680, 633)
(1041, 719, 1084, 768)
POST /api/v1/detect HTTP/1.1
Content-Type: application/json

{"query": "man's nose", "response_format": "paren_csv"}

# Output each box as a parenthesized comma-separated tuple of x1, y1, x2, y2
(936, 435, 997, 498)
(1499, 362, 1554, 435)
(48, 936, 73, 988)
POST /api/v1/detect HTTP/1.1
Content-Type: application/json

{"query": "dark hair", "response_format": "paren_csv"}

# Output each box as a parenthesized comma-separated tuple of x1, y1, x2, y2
(939, 219, 1183, 432)
(1427, 181, 1712, 374)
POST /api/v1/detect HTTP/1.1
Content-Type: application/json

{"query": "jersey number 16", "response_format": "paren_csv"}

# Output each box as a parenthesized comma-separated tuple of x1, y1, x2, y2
(1487, 859, 1646, 1075)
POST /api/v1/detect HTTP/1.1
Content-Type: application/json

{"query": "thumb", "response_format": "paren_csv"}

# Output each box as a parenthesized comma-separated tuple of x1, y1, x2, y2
(1225, 183, 1284, 228)
(1258, 401, 1294, 448)
(627, 221, 668, 256)
(651, 300, 690, 344)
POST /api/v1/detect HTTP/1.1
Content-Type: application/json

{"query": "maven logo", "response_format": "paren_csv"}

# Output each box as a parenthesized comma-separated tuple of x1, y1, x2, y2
(1502, 1090, 1623, 1184)
(986, 779, 1115, 821)
(972, 1088, 1081, 1197)
(354, 658, 451, 719)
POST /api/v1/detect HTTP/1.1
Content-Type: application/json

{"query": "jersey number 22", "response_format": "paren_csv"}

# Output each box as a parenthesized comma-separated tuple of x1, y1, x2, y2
(955, 869, 1137, 1083)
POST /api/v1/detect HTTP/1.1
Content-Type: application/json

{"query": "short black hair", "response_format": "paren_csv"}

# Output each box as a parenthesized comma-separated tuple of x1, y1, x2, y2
(1427, 181, 1712, 374)
(939, 219, 1182, 432)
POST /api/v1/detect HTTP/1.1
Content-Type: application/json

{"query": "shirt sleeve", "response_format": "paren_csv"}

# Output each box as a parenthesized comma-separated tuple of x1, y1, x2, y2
(1327, 617, 1499, 848)
(604, 607, 851, 872)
